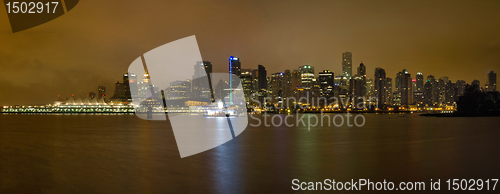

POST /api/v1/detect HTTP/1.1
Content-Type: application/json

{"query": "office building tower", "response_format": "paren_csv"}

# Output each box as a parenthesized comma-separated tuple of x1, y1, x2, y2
(445, 81, 455, 105)
(299, 65, 315, 89)
(109, 73, 132, 103)
(192, 61, 213, 99)
(240, 69, 254, 104)
(342, 52, 352, 79)
(415, 72, 424, 104)
(229, 56, 241, 77)
(374, 68, 386, 107)
(385, 78, 393, 105)
(357, 62, 367, 97)
(424, 81, 433, 106)
(270, 73, 283, 105)
(282, 70, 293, 99)
(395, 69, 412, 106)
(472, 80, 480, 87)
(258, 65, 267, 92)
(487, 71, 497, 92)
(456, 80, 466, 96)
(319, 70, 334, 97)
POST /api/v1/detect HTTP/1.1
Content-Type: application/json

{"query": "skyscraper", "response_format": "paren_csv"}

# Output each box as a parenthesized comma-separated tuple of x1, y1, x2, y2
(426, 75, 438, 105)
(318, 70, 334, 97)
(299, 65, 315, 89)
(415, 72, 424, 104)
(424, 81, 433, 106)
(240, 69, 254, 104)
(374, 68, 386, 108)
(342, 52, 352, 79)
(229, 56, 241, 77)
(258, 65, 267, 92)
(357, 62, 367, 97)
(282, 70, 293, 101)
(109, 73, 133, 103)
(395, 69, 412, 106)
(472, 80, 480, 87)
(385, 78, 393, 105)
(192, 61, 213, 99)
(229, 56, 241, 101)
(357, 62, 366, 77)
(487, 71, 497, 92)
(270, 73, 283, 105)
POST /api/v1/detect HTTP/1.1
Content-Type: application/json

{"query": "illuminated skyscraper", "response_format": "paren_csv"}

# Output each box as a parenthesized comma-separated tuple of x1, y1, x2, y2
(342, 52, 352, 79)
(240, 69, 254, 104)
(319, 70, 334, 97)
(166, 80, 191, 100)
(357, 62, 367, 97)
(229, 56, 241, 77)
(192, 61, 213, 100)
(385, 78, 393, 105)
(299, 65, 314, 89)
(270, 73, 283, 105)
(374, 68, 386, 107)
(395, 69, 412, 106)
(282, 70, 293, 99)
(415, 72, 424, 104)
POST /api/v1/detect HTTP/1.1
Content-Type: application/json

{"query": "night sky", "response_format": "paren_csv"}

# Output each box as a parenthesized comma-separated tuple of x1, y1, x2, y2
(0, 0, 499, 105)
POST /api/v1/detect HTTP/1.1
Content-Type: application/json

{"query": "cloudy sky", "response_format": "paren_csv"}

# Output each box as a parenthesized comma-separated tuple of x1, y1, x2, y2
(0, 0, 499, 105)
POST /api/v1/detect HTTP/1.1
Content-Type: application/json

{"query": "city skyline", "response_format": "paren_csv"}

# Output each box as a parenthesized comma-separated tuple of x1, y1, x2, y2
(1, 0, 499, 105)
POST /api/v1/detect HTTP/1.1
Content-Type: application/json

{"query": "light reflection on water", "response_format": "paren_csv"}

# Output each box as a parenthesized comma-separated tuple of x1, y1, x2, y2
(0, 114, 499, 193)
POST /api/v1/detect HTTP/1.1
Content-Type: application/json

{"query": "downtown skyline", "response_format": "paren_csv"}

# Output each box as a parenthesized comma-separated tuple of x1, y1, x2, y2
(1, 0, 499, 105)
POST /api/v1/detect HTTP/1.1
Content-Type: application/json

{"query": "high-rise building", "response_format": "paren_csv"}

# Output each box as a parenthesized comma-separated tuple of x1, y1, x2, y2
(437, 76, 449, 105)
(365, 78, 374, 98)
(424, 81, 433, 106)
(299, 65, 315, 89)
(487, 71, 497, 92)
(258, 65, 267, 92)
(229, 56, 241, 100)
(342, 52, 352, 79)
(282, 70, 293, 99)
(456, 80, 466, 97)
(357, 62, 367, 97)
(166, 80, 191, 100)
(192, 61, 213, 100)
(109, 73, 133, 103)
(374, 68, 386, 108)
(240, 69, 254, 104)
(472, 80, 480, 87)
(318, 70, 334, 97)
(385, 78, 393, 105)
(349, 76, 365, 108)
(425, 75, 438, 105)
(445, 81, 456, 105)
(229, 56, 241, 77)
(395, 69, 412, 106)
(270, 73, 283, 105)
(415, 72, 424, 104)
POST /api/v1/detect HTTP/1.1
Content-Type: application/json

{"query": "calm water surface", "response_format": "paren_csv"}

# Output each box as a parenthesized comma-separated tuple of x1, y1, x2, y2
(1, 114, 499, 193)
